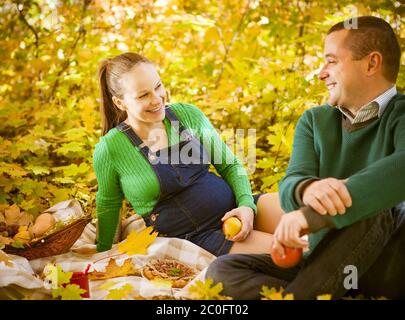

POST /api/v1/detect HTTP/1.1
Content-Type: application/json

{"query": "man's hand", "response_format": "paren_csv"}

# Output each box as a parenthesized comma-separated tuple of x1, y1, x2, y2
(272, 210, 309, 257)
(221, 206, 254, 241)
(302, 178, 352, 216)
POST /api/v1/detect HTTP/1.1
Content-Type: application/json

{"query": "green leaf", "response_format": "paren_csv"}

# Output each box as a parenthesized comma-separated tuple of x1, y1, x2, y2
(52, 284, 85, 300)
(26, 165, 51, 176)
(44, 264, 73, 288)
(62, 163, 90, 177)
(52, 177, 76, 184)
(51, 189, 72, 204)
(56, 142, 85, 156)
(19, 199, 39, 214)
(168, 267, 183, 277)
(11, 240, 25, 249)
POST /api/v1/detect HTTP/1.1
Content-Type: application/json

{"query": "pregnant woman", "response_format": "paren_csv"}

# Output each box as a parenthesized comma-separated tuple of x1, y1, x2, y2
(94, 52, 282, 255)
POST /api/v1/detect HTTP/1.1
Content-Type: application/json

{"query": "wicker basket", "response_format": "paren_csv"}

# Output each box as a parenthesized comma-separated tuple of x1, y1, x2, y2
(3, 216, 92, 260)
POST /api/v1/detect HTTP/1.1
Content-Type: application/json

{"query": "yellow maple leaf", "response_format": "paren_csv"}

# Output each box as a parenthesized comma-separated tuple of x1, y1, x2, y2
(260, 286, 294, 300)
(188, 278, 231, 300)
(106, 283, 133, 300)
(317, 294, 332, 300)
(118, 226, 158, 256)
(88, 258, 139, 280)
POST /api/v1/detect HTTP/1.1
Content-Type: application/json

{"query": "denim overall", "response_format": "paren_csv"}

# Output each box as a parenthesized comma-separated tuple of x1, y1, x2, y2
(116, 108, 236, 256)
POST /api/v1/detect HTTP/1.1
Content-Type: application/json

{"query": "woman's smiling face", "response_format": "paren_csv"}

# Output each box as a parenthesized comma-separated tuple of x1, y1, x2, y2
(118, 62, 167, 124)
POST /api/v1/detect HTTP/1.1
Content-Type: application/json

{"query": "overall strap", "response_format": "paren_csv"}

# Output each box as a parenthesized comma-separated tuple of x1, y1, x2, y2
(116, 122, 150, 158)
(165, 107, 193, 141)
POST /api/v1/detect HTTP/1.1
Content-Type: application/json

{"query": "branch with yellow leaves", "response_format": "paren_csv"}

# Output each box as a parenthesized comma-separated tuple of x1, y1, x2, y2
(15, 0, 39, 58)
(48, 0, 92, 101)
(215, 0, 251, 89)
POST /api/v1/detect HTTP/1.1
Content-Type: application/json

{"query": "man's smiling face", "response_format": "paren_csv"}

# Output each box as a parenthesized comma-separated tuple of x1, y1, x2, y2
(318, 29, 368, 108)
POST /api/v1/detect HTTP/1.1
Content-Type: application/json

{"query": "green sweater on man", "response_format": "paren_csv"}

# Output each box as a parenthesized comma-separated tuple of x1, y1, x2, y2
(93, 102, 256, 252)
(279, 93, 405, 253)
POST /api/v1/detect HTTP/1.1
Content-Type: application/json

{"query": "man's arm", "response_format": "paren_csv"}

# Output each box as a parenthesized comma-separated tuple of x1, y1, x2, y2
(278, 110, 321, 212)
(278, 110, 350, 217)
(299, 110, 405, 232)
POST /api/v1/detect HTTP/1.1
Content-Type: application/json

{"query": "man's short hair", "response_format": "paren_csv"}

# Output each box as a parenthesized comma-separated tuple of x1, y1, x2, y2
(328, 16, 401, 83)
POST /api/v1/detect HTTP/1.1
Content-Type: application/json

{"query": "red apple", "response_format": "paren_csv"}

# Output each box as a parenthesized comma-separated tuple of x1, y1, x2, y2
(271, 245, 303, 268)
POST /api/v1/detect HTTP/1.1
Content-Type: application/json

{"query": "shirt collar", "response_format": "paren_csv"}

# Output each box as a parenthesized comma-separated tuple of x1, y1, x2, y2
(337, 86, 397, 124)
(375, 85, 397, 117)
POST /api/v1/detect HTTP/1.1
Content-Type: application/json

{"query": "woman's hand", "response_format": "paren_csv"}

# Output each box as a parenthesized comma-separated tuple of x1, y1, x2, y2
(221, 206, 254, 241)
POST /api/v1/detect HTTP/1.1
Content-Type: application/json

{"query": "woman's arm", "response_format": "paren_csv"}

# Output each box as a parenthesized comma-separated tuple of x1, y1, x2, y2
(93, 140, 124, 252)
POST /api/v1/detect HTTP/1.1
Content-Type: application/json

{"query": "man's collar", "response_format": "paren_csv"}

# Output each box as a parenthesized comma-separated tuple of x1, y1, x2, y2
(376, 85, 397, 117)
(337, 86, 397, 124)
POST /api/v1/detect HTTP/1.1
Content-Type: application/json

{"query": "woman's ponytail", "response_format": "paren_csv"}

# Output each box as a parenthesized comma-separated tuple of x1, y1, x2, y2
(98, 60, 127, 135)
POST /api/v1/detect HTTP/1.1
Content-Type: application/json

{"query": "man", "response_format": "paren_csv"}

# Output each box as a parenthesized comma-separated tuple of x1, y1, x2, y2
(206, 16, 405, 299)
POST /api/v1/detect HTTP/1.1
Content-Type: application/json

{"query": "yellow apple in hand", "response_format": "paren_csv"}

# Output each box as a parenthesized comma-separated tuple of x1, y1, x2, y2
(222, 217, 242, 239)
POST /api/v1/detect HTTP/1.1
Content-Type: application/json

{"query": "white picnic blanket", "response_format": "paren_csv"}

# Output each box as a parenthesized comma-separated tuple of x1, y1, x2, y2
(0, 201, 217, 300)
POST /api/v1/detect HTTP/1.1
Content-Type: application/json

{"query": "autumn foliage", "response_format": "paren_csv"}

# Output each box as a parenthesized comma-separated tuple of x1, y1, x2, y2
(1, 0, 404, 221)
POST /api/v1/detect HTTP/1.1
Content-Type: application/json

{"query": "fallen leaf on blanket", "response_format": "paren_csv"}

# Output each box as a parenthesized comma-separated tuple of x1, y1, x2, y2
(260, 286, 294, 300)
(88, 258, 140, 280)
(118, 226, 158, 256)
(150, 278, 173, 289)
(44, 264, 72, 288)
(0, 249, 13, 267)
(52, 284, 85, 300)
(317, 294, 332, 300)
(188, 278, 231, 300)
(106, 283, 133, 300)
(96, 281, 118, 291)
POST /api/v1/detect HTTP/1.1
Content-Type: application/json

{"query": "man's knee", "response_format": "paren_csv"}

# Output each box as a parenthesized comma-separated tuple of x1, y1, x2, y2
(206, 254, 240, 283)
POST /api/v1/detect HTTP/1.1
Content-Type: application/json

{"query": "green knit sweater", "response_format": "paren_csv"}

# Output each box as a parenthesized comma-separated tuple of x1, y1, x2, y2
(279, 94, 405, 253)
(93, 102, 256, 252)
